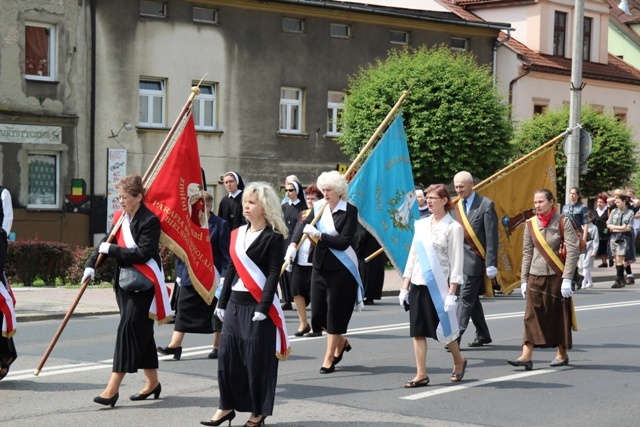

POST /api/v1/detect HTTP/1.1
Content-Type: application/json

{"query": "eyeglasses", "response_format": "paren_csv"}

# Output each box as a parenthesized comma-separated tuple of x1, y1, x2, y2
(285, 189, 295, 193)
(426, 196, 441, 200)
(117, 194, 130, 201)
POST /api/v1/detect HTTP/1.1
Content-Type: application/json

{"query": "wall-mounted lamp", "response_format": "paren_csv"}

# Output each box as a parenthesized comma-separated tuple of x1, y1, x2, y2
(109, 122, 134, 138)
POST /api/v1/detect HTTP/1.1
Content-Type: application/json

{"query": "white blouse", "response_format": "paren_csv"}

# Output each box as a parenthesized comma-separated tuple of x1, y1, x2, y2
(403, 214, 464, 286)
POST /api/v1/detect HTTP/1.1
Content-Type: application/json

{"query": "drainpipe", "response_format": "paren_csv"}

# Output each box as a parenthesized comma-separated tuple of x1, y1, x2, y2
(89, 0, 97, 244)
(508, 63, 531, 121)
(493, 29, 512, 87)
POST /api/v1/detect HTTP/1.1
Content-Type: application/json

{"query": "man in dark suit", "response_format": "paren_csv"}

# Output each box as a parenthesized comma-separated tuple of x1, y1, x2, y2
(453, 171, 498, 347)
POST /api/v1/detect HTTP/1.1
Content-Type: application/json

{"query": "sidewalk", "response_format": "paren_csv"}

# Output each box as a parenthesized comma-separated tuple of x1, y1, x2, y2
(12, 266, 618, 322)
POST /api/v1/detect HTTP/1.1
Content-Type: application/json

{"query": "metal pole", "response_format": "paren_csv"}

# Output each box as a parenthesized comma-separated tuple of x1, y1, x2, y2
(566, 0, 585, 203)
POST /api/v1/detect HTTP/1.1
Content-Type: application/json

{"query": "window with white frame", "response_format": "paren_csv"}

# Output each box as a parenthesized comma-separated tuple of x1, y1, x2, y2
(327, 91, 345, 137)
(330, 23, 351, 38)
(140, 1, 167, 17)
(390, 30, 409, 45)
(279, 87, 303, 133)
(450, 37, 468, 51)
(193, 6, 218, 24)
(583, 17, 592, 62)
(282, 18, 304, 33)
(25, 22, 57, 81)
(28, 152, 60, 209)
(139, 79, 166, 127)
(193, 82, 217, 130)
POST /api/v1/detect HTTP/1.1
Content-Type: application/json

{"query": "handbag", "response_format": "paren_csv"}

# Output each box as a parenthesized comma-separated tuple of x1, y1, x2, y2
(118, 265, 154, 292)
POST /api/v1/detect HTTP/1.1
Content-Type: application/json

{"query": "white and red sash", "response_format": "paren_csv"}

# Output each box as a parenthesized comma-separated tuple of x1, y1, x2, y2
(0, 278, 16, 338)
(230, 226, 291, 361)
(114, 210, 173, 324)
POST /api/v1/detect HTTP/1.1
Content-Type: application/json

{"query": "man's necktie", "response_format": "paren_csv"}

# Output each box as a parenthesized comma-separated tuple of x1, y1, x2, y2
(463, 198, 468, 214)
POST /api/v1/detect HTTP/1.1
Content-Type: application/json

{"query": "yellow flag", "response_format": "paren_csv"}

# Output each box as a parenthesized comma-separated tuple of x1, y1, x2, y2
(477, 146, 557, 294)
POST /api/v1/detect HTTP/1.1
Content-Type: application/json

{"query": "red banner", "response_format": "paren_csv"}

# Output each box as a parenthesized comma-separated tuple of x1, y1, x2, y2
(145, 114, 215, 304)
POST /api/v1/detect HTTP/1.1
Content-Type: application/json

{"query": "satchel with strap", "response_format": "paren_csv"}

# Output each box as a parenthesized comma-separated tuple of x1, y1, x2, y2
(558, 215, 587, 263)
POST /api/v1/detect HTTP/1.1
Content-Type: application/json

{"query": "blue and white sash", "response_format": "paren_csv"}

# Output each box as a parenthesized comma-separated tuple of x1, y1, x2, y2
(415, 237, 459, 344)
(314, 200, 364, 309)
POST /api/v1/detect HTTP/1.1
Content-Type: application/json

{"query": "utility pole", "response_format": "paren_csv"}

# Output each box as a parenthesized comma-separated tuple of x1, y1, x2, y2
(566, 0, 585, 204)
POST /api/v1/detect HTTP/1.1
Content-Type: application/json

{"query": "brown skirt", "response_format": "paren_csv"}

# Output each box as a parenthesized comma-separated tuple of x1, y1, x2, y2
(523, 274, 572, 350)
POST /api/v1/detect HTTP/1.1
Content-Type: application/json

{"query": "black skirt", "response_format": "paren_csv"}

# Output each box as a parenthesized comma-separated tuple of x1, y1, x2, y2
(113, 286, 158, 372)
(310, 267, 358, 335)
(409, 284, 441, 340)
(291, 264, 312, 304)
(175, 285, 218, 333)
(218, 291, 279, 416)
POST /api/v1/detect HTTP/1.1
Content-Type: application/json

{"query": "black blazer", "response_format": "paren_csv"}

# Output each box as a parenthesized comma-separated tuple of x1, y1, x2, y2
(292, 201, 358, 271)
(86, 204, 162, 281)
(218, 226, 285, 315)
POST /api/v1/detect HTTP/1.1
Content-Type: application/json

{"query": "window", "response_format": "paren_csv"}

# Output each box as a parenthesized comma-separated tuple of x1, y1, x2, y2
(193, 6, 218, 24)
(614, 107, 628, 123)
(279, 87, 303, 133)
(140, 1, 167, 18)
(583, 17, 592, 61)
(327, 91, 344, 137)
(553, 11, 567, 57)
(533, 105, 547, 116)
(28, 153, 60, 209)
(282, 18, 304, 33)
(139, 79, 166, 127)
(450, 37, 468, 51)
(193, 82, 217, 130)
(25, 22, 57, 81)
(390, 30, 409, 45)
(330, 23, 351, 38)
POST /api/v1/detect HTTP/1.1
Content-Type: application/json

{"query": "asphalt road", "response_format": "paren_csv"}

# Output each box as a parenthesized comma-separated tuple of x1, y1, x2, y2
(2, 285, 640, 427)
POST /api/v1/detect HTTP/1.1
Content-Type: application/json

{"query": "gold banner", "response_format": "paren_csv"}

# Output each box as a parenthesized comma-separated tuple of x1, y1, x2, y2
(477, 146, 557, 294)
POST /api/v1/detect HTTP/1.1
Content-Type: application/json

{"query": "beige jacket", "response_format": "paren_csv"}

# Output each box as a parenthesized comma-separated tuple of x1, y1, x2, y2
(522, 213, 580, 282)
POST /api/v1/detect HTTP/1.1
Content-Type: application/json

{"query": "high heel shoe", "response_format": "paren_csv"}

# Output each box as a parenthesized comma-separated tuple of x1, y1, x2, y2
(200, 410, 236, 426)
(93, 392, 119, 408)
(129, 383, 161, 401)
(319, 364, 335, 374)
(332, 340, 352, 366)
(507, 359, 533, 371)
(244, 415, 267, 427)
(157, 345, 182, 360)
(294, 325, 311, 337)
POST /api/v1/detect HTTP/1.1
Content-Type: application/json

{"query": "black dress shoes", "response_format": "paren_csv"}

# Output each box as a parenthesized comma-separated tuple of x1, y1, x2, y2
(468, 338, 492, 347)
(319, 364, 335, 374)
(200, 410, 236, 426)
(294, 325, 311, 337)
(550, 356, 569, 367)
(303, 331, 322, 337)
(93, 392, 119, 408)
(157, 345, 182, 360)
(208, 348, 219, 359)
(507, 359, 533, 371)
(129, 383, 161, 401)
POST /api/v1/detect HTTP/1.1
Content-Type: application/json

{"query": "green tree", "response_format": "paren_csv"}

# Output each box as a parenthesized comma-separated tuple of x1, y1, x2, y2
(338, 45, 513, 184)
(512, 105, 638, 200)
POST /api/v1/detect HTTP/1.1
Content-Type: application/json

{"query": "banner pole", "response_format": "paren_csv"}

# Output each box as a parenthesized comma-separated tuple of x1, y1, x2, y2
(34, 84, 204, 376)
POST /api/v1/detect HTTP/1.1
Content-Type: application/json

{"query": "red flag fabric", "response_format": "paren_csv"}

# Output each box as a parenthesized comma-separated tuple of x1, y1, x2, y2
(145, 114, 215, 304)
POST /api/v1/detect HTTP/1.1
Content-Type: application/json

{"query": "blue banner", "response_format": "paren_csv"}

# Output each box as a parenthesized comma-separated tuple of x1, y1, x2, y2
(348, 114, 418, 273)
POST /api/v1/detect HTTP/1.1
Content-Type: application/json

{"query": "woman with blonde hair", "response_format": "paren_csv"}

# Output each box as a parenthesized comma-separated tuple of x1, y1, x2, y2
(287, 171, 362, 374)
(202, 182, 289, 427)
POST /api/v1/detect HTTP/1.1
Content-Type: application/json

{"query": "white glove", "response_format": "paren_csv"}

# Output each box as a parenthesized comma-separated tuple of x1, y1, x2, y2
(219, 277, 225, 287)
(561, 279, 573, 298)
(98, 242, 112, 254)
(303, 224, 321, 238)
(284, 245, 297, 262)
(214, 308, 225, 321)
(252, 312, 267, 322)
(285, 262, 293, 273)
(521, 282, 527, 299)
(81, 267, 95, 284)
(444, 294, 458, 313)
(355, 300, 364, 312)
(399, 289, 409, 307)
(486, 266, 498, 279)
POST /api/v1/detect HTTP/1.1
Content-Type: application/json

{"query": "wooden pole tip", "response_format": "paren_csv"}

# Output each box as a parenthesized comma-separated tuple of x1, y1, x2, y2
(33, 369, 40, 376)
